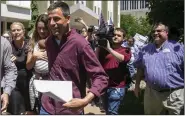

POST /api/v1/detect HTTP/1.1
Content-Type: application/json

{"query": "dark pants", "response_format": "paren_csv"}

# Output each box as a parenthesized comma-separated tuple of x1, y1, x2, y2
(7, 69, 31, 114)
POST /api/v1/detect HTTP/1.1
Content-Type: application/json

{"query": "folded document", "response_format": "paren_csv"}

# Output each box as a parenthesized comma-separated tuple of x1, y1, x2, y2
(33, 80, 73, 102)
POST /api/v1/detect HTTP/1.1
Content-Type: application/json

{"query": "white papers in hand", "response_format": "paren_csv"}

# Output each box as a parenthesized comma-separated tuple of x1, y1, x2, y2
(33, 80, 73, 102)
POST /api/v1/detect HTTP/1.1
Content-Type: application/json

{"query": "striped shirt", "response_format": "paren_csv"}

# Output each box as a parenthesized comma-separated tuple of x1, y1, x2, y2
(34, 43, 48, 74)
(135, 40, 184, 90)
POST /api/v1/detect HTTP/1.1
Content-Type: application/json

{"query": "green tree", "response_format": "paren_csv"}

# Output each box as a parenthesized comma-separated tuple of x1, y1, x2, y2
(120, 14, 152, 38)
(28, 0, 39, 33)
(147, 0, 184, 42)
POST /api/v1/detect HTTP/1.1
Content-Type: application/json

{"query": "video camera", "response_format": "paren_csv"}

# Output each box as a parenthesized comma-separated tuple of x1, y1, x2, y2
(95, 25, 114, 47)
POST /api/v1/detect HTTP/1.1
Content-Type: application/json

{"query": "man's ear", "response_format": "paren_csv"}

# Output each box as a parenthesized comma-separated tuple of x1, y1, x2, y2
(66, 16, 70, 24)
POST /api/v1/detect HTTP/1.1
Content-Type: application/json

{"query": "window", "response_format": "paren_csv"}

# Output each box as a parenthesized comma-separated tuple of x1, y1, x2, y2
(120, 1, 123, 10)
(94, 6, 96, 13)
(98, 7, 100, 15)
(108, 11, 109, 19)
(1, 22, 4, 35)
(7, 22, 12, 30)
(110, 12, 112, 19)
(130, 0, 132, 10)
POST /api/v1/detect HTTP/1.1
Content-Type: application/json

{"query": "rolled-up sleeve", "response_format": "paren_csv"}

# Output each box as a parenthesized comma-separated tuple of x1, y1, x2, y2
(120, 47, 131, 63)
(81, 44, 109, 97)
(2, 39, 17, 95)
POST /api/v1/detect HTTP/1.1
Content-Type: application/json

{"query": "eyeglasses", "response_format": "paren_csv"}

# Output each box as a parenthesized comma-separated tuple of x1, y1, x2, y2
(152, 29, 165, 33)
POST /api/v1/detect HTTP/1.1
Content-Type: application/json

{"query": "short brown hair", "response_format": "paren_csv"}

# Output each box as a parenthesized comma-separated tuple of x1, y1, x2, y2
(153, 22, 169, 33)
(114, 27, 126, 37)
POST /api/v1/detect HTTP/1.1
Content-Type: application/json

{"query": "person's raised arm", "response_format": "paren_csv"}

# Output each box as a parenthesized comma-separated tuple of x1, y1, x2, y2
(77, 18, 88, 31)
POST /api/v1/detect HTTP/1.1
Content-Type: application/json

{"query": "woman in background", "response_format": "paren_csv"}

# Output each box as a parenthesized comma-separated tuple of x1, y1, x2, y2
(2, 30, 12, 42)
(7, 22, 32, 114)
(26, 14, 50, 114)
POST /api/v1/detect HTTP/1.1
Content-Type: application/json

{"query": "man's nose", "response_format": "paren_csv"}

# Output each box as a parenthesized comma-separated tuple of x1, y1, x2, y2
(40, 29, 44, 33)
(50, 19, 56, 26)
(154, 31, 158, 35)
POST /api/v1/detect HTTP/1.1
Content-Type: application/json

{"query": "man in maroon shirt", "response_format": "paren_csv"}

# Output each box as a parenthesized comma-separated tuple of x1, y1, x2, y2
(96, 28, 131, 115)
(39, 1, 109, 115)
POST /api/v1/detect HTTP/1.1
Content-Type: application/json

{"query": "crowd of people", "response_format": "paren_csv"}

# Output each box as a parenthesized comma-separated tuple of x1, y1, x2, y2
(1, 1, 184, 115)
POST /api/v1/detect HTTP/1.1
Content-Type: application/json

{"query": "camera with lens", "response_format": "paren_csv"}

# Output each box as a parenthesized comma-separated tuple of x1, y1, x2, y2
(95, 25, 114, 47)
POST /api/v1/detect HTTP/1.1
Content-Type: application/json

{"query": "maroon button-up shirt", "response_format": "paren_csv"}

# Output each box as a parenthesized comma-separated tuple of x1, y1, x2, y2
(99, 47, 131, 88)
(41, 29, 109, 115)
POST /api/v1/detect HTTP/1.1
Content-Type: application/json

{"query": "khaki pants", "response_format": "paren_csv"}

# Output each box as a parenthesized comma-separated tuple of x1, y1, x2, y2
(144, 84, 184, 115)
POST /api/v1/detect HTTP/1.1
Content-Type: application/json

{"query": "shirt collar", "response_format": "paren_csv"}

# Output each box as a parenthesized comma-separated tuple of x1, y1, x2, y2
(49, 28, 76, 44)
(154, 40, 169, 52)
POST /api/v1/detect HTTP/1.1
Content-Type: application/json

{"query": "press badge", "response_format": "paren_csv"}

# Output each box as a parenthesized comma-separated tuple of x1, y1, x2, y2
(162, 48, 171, 53)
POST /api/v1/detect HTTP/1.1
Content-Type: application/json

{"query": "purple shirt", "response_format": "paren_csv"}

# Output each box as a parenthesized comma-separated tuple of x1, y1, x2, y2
(135, 40, 184, 90)
(41, 29, 109, 115)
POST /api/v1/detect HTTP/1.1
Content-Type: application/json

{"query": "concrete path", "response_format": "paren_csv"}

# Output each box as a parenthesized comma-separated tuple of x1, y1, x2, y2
(84, 104, 105, 115)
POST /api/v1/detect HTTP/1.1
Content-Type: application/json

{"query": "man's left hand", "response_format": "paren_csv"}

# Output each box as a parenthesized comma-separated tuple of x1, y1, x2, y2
(103, 40, 111, 51)
(62, 98, 88, 112)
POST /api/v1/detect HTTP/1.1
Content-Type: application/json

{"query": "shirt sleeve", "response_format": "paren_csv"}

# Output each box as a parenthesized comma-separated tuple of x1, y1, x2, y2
(177, 43, 184, 70)
(81, 44, 109, 97)
(133, 47, 144, 69)
(2, 39, 17, 95)
(120, 47, 131, 63)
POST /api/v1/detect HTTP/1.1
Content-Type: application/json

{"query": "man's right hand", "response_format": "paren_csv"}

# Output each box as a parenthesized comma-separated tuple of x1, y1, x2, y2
(1, 93, 9, 112)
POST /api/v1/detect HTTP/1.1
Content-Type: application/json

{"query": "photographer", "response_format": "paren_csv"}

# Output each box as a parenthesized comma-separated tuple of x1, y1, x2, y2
(75, 18, 97, 51)
(96, 28, 131, 115)
(86, 26, 97, 51)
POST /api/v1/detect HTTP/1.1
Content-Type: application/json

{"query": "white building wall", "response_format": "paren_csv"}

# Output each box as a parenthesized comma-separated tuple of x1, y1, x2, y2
(107, 1, 113, 22)
(117, 1, 120, 27)
(93, 1, 102, 15)
(74, 0, 86, 6)
(6, 1, 30, 9)
(1, 1, 31, 21)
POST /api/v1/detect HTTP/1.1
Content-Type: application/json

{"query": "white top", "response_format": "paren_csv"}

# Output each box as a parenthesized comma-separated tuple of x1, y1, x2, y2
(34, 43, 49, 74)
